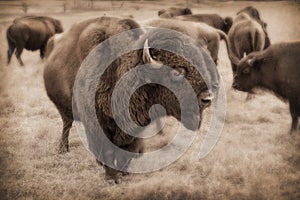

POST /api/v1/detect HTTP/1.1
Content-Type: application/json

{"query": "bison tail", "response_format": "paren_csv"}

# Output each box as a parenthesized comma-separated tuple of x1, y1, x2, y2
(217, 30, 239, 65)
(6, 25, 17, 46)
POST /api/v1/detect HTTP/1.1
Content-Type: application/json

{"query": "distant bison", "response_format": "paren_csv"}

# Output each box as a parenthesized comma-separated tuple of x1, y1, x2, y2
(44, 16, 217, 183)
(158, 7, 192, 18)
(146, 18, 234, 65)
(228, 6, 270, 73)
(7, 15, 63, 66)
(175, 14, 233, 34)
(232, 41, 300, 133)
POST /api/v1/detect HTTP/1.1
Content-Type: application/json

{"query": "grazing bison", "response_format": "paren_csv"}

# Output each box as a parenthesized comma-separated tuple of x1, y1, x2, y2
(228, 6, 270, 73)
(175, 14, 233, 34)
(6, 15, 63, 66)
(232, 41, 300, 133)
(158, 7, 192, 18)
(44, 16, 218, 183)
(146, 18, 234, 65)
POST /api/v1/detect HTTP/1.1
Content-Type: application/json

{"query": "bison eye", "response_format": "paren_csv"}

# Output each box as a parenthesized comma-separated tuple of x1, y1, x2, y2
(242, 68, 250, 74)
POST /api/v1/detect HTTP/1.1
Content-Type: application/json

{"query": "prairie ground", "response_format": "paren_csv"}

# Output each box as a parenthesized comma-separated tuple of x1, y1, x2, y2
(0, 1, 300, 199)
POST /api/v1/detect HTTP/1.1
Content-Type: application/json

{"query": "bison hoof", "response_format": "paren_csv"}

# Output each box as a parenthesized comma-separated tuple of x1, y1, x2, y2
(246, 94, 255, 101)
(58, 143, 69, 154)
(105, 173, 122, 184)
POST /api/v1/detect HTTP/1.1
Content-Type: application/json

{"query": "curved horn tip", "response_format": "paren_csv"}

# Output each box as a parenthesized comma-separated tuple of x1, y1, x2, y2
(144, 39, 149, 48)
(143, 39, 152, 64)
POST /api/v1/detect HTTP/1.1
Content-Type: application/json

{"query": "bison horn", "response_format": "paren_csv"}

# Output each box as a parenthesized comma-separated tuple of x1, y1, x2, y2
(142, 39, 162, 68)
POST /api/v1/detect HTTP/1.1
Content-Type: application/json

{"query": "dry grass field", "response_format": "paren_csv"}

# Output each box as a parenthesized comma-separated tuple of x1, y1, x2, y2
(0, 0, 300, 199)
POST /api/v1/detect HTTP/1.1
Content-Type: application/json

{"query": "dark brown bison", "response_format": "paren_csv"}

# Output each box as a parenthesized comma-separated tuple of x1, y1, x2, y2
(44, 16, 218, 183)
(7, 15, 63, 66)
(158, 7, 192, 18)
(175, 14, 233, 34)
(228, 6, 271, 73)
(146, 18, 234, 65)
(232, 41, 300, 133)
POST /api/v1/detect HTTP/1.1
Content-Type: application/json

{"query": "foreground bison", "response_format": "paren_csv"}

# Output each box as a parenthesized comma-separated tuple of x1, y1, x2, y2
(7, 15, 63, 66)
(44, 17, 218, 183)
(146, 18, 233, 65)
(228, 6, 270, 73)
(232, 41, 300, 133)
(175, 14, 233, 34)
(158, 7, 192, 18)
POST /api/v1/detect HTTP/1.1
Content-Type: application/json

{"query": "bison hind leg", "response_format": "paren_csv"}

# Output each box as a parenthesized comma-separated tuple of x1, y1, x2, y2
(58, 115, 73, 153)
(246, 93, 255, 101)
(7, 43, 15, 65)
(289, 101, 299, 134)
(15, 46, 24, 66)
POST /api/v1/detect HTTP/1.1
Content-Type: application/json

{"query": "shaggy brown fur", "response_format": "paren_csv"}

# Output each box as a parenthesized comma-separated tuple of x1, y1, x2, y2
(44, 16, 217, 183)
(7, 15, 63, 66)
(233, 41, 300, 133)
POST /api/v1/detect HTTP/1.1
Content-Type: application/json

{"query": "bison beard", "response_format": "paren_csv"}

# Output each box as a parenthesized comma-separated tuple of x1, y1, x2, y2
(44, 17, 217, 183)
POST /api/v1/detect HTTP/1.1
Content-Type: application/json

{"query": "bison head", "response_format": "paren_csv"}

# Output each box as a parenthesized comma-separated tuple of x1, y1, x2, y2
(182, 8, 192, 15)
(128, 28, 216, 131)
(52, 19, 64, 33)
(232, 52, 264, 92)
(223, 17, 233, 34)
(137, 40, 213, 130)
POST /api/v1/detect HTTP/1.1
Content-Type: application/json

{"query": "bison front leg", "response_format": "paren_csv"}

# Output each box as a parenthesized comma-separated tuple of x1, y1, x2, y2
(58, 115, 73, 153)
(99, 150, 123, 184)
(289, 101, 299, 134)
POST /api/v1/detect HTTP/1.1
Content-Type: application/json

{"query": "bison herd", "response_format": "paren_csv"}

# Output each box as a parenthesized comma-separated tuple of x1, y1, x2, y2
(5, 5, 300, 183)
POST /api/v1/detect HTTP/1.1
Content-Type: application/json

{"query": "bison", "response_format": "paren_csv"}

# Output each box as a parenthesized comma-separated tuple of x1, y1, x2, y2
(158, 7, 192, 18)
(145, 18, 234, 65)
(175, 14, 233, 34)
(232, 41, 300, 133)
(6, 15, 63, 66)
(44, 16, 218, 183)
(228, 6, 271, 73)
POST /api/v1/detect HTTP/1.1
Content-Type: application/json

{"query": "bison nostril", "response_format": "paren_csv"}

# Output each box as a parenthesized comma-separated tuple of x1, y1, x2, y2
(200, 91, 213, 107)
(232, 82, 239, 89)
(201, 98, 211, 105)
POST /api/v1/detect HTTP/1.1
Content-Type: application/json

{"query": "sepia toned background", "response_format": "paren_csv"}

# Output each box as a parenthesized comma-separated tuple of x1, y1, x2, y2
(0, 0, 300, 199)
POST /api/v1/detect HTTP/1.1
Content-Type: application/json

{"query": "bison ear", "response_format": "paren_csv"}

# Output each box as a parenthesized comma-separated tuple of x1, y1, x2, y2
(142, 39, 162, 68)
(247, 57, 263, 70)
